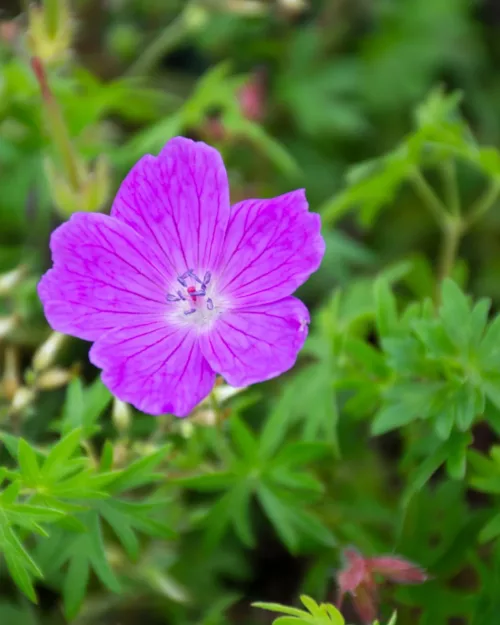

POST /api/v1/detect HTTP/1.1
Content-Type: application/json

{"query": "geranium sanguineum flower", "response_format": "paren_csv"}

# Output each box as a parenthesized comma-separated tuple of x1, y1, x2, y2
(38, 137, 325, 417)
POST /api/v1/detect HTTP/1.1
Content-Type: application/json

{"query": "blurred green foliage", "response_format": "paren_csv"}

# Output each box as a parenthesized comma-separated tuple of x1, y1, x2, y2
(2, 1, 500, 625)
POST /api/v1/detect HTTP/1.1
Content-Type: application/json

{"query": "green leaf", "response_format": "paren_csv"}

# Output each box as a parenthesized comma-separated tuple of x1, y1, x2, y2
(372, 404, 418, 435)
(257, 484, 298, 552)
(271, 442, 332, 468)
(62, 379, 84, 433)
(99, 500, 140, 560)
(42, 428, 82, 480)
(173, 472, 236, 491)
(403, 442, 450, 507)
(17, 439, 40, 487)
(83, 377, 113, 432)
(374, 277, 399, 338)
(274, 618, 310, 625)
(86, 512, 121, 592)
(252, 602, 310, 619)
(439, 279, 471, 349)
(63, 551, 90, 620)
(230, 415, 258, 461)
(106, 444, 170, 492)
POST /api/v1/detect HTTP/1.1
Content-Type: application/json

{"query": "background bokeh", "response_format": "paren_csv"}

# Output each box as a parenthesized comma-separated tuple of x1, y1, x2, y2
(2, 1, 500, 624)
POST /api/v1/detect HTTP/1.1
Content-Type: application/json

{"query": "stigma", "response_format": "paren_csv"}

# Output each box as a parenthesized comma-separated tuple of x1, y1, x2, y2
(166, 269, 216, 323)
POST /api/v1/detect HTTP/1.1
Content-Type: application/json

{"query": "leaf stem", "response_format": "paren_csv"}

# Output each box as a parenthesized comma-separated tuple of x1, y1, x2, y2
(464, 179, 500, 229)
(437, 217, 463, 286)
(124, 15, 187, 78)
(410, 169, 448, 228)
(441, 161, 461, 218)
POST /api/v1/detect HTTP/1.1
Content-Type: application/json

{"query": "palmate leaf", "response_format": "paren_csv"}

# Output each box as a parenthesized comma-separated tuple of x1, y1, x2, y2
(56, 493, 175, 620)
(55, 443, 174, 618)
(0, 484, 66, 602)
(2, 429, 173, 611)
(175, 415, 334, 552)
(253, 595, 345, 625)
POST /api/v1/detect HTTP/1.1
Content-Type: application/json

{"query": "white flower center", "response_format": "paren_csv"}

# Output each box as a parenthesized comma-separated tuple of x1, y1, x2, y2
(166, 269, 225, 331)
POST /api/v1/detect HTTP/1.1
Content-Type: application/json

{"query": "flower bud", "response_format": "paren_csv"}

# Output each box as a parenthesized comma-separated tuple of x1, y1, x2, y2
(36, 367, 72, 389)
(0, 266, 26, 296)
(10, 386, 36, 413)
(32, 331, 66, 372)
(112, 398, 131, 434)
(212, 383, 246, 404)
(2, 347, 20, 401)
(278, 0, 308, 16)
(179, 420, 194, 438)
(27, 0, 73, 66)
(0, 315, 17, 339)
(191, 408, 216, 427)
(183, 2, 209, 32)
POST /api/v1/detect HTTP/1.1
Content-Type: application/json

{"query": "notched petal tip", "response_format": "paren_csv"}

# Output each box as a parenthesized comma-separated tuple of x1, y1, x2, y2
(200, 296, 310, 388)
(217, 189, 325, 305)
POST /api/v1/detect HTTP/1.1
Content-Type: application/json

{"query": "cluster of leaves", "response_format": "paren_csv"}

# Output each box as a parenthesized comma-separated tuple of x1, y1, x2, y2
(0, 379, 174, 620)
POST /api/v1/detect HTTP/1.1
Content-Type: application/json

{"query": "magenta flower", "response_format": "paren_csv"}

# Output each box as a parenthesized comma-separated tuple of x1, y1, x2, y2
(38, 138, 325, 417)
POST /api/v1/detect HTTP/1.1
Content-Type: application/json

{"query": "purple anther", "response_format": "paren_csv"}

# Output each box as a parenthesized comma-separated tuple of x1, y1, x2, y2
(184, 308, 196, 316)
(191, 289, 206, 297)
(167, 294, 180, 302)
(188, 269, 203, 284)
(177, 290, 186, 301)
(207, 298, 214, 311)
(203, 271, 211, 286)
(177, 276, 188, 287)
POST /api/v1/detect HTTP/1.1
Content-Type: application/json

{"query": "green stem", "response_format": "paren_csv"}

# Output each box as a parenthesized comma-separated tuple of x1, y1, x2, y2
(124, 15, 187, 78)
(410, 169, 448, 228)
(441, 161, 461, 218)
(464, 180, 500, 229)
(209, 389, 223, 427)
(438, 219, 462, 283)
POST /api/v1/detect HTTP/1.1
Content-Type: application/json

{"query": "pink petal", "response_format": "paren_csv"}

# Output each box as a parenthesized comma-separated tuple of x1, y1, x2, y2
(111, 137, 230, 276)
(215, 190, 324, 306)
(90, 321, 215, 417)
(366, 556, 428, 584)
(337, 548, 370, 595)
(38, 213, 168, 342)
(199, 297, 310, 387)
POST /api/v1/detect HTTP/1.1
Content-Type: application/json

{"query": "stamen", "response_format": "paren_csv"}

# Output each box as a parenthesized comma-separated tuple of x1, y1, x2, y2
(169, 269, 217, 320)
(188, 270, 203, 284)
